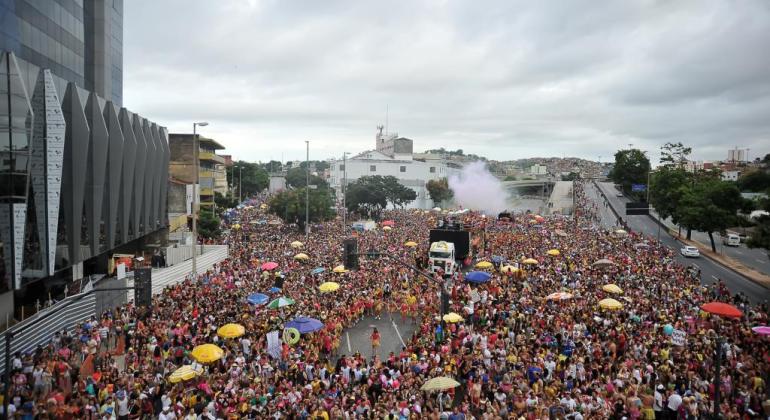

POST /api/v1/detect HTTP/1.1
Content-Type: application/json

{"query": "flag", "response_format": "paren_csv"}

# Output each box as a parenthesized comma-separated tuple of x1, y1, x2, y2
(266, 330, 281, 360)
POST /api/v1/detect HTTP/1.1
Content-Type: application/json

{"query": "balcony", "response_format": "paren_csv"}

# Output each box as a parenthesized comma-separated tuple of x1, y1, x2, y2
(199, 151, 225, 164)
(200, 187, 214, 196)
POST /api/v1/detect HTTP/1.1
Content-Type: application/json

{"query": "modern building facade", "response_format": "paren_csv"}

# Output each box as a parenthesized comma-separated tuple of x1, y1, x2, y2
(328, 128, 460, 209)
(0, 51, 168, 303)
(0, 0, 123, 106)
(168, 134, 227, 208)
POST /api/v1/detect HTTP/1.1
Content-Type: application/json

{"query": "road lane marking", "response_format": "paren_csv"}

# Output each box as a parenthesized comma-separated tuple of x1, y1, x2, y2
(346, 332, 352, 352)
(756, 259, 767, 264)
(712, 275, 719, 281)
(692, 264, 700, 270)
(392, 320, 406, 348)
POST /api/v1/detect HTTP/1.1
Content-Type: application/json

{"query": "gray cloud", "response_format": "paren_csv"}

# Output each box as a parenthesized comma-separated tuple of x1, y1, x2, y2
(123, 0, 770, 163)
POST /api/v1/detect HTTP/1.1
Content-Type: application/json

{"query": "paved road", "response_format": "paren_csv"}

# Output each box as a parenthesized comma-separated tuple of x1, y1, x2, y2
(586, 182, 770, 303)
(338, 312, 418, 360)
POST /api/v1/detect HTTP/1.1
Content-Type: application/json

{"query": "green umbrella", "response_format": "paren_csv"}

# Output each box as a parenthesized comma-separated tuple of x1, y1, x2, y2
(267, 297, 296, 309)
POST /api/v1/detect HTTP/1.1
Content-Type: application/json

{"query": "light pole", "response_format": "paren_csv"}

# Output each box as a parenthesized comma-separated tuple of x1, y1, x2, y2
(191, 121, 209, 279)
(342, 152, 348, 232)
(305, 140, 310, 238)
(239, 166, 242, 203)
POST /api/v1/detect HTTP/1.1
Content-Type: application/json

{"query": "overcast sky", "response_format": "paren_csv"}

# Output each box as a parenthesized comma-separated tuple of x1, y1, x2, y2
(123, 0, 770, 164)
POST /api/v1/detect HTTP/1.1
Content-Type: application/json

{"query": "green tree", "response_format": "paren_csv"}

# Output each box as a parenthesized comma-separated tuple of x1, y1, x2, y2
(381, 176, 417, 208)
(227, 161, 269, 199)
(649, 167, 691, 223)
(345, 176, 388, 218)
(747, 216, 770, 260)
(426, 178, 454, 206)
(561, 172, 580, 181)
(736, 171, 770, 192)
(608, 149, 650, 198)
(267, 187, 335, 232)
(659, 142, 692, 168)
(214, 192, 238, 211)
(285, 167, 328, 189)
(677, 179, 742, 252)
(198, 208, 222, 239)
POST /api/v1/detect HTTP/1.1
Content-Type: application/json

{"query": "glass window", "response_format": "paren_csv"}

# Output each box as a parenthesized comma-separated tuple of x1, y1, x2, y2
(339, 164, 345, 171)
(430, 167, 436, 173)
(400, 166, 406, 172)
(370, 165, 376, 172)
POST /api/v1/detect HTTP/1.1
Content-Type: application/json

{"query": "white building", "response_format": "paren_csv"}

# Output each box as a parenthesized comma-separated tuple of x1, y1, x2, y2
(727, 148, 746, 163)
(529, 164, 548, 176)
(328, 127, 460, 209)
(721, 170, 741, 182)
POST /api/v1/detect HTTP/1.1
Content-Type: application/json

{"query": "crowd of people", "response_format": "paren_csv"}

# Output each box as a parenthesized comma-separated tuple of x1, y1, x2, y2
(2, 181, 769, 419)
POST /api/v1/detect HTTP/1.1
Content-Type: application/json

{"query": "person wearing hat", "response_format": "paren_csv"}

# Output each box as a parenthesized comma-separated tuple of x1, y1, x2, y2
(653, 384, 666, 418)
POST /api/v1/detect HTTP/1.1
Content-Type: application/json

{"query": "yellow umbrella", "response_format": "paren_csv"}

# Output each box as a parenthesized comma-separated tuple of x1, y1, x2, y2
(294, 253, 309, 261)
(420, 376, 461, 391)
(522, 258, 539, 265)
(500, 265, 519, 274)
(217, 323, 245, 339)
(615, 229, 627, 235)
(319, 282, 340, 293)
(382, 226, 392, 231)
(442, 312, 464, 323)
(190, 344, 224, 363)
(333, 265, 348, 273)
(602, 284, 623, 294)
(404, 241, 418, 247)
(290, 241, 304, 249)
(547, 249, 560, 256)
(232, 224, 241, 230)
(475, 261, 493, 269)
(260, 203, 268, 209)
(168, 365, 203, 383)
(599, 298, 623, 310)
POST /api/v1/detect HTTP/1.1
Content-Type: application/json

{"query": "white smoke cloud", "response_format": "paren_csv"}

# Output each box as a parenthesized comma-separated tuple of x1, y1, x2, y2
(448, 161, 509, 214)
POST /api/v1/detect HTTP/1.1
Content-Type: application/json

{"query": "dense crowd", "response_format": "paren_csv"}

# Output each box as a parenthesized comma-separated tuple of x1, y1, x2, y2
(2, 181, 769, 419)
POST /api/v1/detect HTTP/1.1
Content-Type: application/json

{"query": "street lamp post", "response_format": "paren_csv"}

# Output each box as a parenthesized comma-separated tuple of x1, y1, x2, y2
(305, 140, 310, 238)
(191, 121, 209, 279)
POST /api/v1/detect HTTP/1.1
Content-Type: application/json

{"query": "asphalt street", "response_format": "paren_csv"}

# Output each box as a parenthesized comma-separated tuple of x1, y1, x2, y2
(337, 312, 418, 361)
(587, 181, 770, 303)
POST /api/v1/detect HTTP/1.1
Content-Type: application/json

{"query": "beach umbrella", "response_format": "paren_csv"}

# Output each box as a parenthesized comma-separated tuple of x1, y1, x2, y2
(615, 229, 627, 235)
(269, 286, 281, 293)
(547, 249, 560, 256)
(168, 365, 203, 383)
(701, 302, 742, 318)
(285, 317, 324, 334)
(420, 376, 461, 391)
(190, 344, 224, 364)
(260, 203, 268, 209)
(294, 253, 309, 261)
(751, 326, 770, 335)
(465, 271, 491, 284)
(381, 220, 395, 227)
(500, 265, 519, 275)
(217, 323, 246, 339)
(598, 298, 623, 310)
(602, 284, 623, 294)
(261, 262, 279, 271)
(475, 261, 493, 269)
(246, 293, 269, 305)
(267, 297, 295, 309)
(319, 282, 340, 293)
(232, 224, 241, 230)
(522, 258, 539, 265)
(311, 267, 325, 275)
(546, 292, 573, 301)
(442, 312, 464, 323)
(382, 226, 392, 231)
(333, 265, 348, 273)
(592, 259, 616, 268)
(290, 241, 304, 249)
(404, 241, 418, 247)
(491, 255, 505, 264)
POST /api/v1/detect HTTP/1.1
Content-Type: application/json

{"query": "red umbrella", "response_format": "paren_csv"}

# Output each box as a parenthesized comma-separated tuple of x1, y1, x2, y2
(261, 262, 279, 271)
(701, 302, 742, 318)
(381, 220, 395, 227)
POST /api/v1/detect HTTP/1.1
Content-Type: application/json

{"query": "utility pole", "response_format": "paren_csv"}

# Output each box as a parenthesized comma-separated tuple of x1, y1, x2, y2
(342, 152, 348, 233)
(305, 140, 310, 238)
(191, 122, 209, 278)
(239, 166, 242, 203)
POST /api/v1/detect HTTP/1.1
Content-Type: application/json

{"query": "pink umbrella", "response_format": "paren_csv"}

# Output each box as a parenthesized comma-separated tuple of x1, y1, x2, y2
(261, 262, 279, 271)
(751, 326, 770, 335)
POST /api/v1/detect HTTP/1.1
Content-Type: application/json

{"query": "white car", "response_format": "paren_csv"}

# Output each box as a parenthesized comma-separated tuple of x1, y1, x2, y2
(615, 191, 624, 197)
(680, 246, 700, 258)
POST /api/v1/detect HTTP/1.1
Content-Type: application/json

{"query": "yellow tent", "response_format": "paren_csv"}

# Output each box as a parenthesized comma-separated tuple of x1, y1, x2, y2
(319, 282, 340, 293)
(599, 298, 623, 310)
(547, 249, 560, 256)
(190, 344, 224, 363)
(217, 323, 246, 339)
(475, 261, 493, 269)
(602, 284, 623, 294)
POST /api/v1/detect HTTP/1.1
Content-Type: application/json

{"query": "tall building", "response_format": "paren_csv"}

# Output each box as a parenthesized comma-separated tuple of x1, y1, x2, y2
(168, 134, 227, 208)
(727, 148, 746, 164)
(0, 1, 166, 319)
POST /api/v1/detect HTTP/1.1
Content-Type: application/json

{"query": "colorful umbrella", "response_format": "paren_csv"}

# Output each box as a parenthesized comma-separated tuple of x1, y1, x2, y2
(701, 302, 743, 318)
(442, 312, 464, 323)
(546, 292, 573, 301)
(311, 267, 325, 275)
(547, 249, 560, 256)
(382, 226, 392, 231)
(404, 241, 418, 247)
(261, 262, 279, 271)
(522, 258, 539, 265)
(420, 376, 461, 391)
(246, 293, 269, 305)
(491, 255, 505, 264)
(190, 344, 224, 363)
(500, 265, 519, 274)
(319, 282, 340, 293)
(381, 220, 395, 227)
(267, 297, 295, 309)
(294, 253, 309, 261)
(333, 265, 348, 273)
(751, 326, 770, 335)
(285, 317, 324, 334)
(465, 271, 491, 284)
(602, 284, 623, 294)
(217, 323, 246, 339)
(168, 365, 203, 383)
(475, 261, 493, 269)
(592, 259, 616, 267)
(269, 286, 282, 293)
(599, 298, 623, 310)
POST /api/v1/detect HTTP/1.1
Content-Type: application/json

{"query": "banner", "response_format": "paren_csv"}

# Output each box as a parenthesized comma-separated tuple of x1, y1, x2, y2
(671, 329, 686, 347)
(267, 330, 281, 359)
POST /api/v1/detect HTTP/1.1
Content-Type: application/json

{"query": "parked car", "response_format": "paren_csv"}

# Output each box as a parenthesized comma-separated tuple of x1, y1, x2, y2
(680, 246, 700, 258)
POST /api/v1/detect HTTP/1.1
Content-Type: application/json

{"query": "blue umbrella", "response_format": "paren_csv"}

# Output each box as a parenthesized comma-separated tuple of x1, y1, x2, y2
(246, 293, 269, 305)
(491, 255, 505, 264)
(269, 287, 281, 294)
(311, 267, 325, 275)
(285, 317, 324, 334)
(465, 271, 491, 284)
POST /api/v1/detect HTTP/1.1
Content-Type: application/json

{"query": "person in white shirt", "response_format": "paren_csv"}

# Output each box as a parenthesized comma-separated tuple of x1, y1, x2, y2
(667, 391, 683, 415)
(653, 385, 665, 415)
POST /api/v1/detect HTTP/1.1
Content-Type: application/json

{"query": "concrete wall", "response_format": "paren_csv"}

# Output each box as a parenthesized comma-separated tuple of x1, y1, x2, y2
(0, 291, 13, 330)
